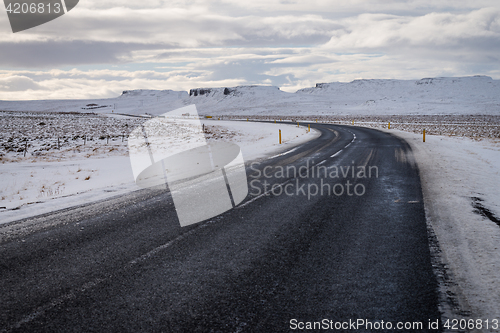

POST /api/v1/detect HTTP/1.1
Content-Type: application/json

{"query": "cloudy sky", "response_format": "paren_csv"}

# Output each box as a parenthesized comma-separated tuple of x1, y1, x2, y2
(0, 0, 499, 100)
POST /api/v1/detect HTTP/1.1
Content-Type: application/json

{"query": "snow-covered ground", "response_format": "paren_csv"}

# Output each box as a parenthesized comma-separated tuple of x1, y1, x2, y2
(1, 76, 499, 116)
(0, 117, 317, 224)
(375, 128, 500, 322)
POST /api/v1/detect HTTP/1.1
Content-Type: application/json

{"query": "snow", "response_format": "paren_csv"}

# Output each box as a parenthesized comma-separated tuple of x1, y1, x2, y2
(297, 76, 500, 115)
(0, 89, 187, 115)
(0, 117, 316, 224)
(1, 76, 499, 116)
(0, 156, 137, 224)
(375, 128, 500, 321)
(210, 119, 318, 160)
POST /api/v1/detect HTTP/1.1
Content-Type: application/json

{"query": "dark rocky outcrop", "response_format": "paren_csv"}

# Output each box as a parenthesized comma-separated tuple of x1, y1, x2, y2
(189, 88, 213, 97)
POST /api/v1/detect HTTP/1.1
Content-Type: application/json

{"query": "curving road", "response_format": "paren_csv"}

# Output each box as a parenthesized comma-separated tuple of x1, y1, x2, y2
(0, 123, 440, 332)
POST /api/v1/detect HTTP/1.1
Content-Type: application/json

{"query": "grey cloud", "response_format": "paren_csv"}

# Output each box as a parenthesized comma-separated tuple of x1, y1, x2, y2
(0, 41, 170, 68)
(0, 11, 342, 67)
(191, 57, 299, 87)
(323, 8, 500, 53)
(29, 8, 344, 47)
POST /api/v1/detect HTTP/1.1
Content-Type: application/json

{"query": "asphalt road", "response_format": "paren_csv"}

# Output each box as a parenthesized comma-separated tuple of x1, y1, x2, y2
(0, 123, 440, 332)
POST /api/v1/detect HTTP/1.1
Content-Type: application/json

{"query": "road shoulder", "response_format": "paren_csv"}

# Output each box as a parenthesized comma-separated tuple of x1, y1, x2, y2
(378, 127, 500, 325)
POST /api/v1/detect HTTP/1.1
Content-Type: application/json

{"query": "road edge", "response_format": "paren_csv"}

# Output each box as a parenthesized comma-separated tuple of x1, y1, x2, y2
(374, 127, 484, 333)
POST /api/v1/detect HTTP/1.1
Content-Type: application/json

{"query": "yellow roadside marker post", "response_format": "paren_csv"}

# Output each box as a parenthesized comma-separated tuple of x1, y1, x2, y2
(423, 129, 426, 142)
(308, 124, 310, 132)
(388, 122, 391, 129)
(279, 130, 282, 144)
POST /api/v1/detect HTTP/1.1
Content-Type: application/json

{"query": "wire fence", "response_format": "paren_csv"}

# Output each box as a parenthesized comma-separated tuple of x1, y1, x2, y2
(1, 112, 499, 158)
(1, 134, 132, 157)
(0, 110, 147, 158)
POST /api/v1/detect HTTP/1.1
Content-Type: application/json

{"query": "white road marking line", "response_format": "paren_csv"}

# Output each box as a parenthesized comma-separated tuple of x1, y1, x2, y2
(5, 220, 216, 332)
(129, 224, 210, 265)
(3, 276, 106, 332)
(245, 127, 356, 206)
(268, 147, 298, 159)
(331, 150, 343, 158)
(237, 179, 292, 208)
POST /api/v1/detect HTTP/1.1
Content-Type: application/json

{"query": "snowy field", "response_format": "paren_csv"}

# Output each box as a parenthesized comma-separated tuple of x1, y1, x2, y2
(1, 76, 499, 117)
(0, 112, 316, 224)
(0, 111, 144, 161)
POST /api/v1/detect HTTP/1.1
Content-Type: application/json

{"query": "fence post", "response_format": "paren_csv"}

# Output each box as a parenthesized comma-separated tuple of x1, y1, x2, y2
(24, 139, 27, 157)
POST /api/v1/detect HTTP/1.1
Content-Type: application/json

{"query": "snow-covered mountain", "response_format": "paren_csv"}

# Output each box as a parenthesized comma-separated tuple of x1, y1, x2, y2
(1, 76, 499, 116)
(182, 86, 290, 115)
(120, 89, 187, 100)
(0, 89, 187, 114)
(291, 76, 500, 116)
(179, 76, 500, 116)
(298, 76, 499, 110)
(188, 85, 282, 98)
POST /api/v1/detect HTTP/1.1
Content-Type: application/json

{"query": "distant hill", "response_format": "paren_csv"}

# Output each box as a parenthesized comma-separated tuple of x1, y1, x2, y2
(1, 76, 499, 116)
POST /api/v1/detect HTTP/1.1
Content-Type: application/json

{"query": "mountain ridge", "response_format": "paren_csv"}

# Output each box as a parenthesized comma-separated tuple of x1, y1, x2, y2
(1, 76, 499, 116)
